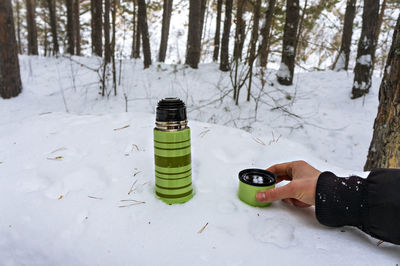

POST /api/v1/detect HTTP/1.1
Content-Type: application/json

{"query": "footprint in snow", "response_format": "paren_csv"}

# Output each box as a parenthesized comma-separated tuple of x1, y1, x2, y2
(249, 217, 296, 248)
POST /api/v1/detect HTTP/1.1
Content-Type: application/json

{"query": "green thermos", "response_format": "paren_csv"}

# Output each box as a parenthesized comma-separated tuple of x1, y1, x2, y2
(154, 98, 194, 204)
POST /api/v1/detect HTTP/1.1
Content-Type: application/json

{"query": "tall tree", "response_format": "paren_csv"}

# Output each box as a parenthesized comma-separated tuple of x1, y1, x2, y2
(213, 0, 222, 62)
(66, 0, 74, 54)
(351, 0, 379, 99)
(247, 0, 261, 101)
(375, 0, 387, 42)
(158, 0, 173, 62)
(104, 0, 111, 62)
(111, 0, 116, 95)
(138, 0, 151, 68)
(233, 0, 246, 61)
(131, 0, 136, 58)
(16, 0, 22, 54)
(0, 0, 22, 98)
(73, 0, 80, 55)
(91, 0, 102, 56)
(364, 13, 400, 170)
(258, 0, 276, 68)
(199, 0, 207, 42)
(46, 0, 59, 55)
(276, 0, 300, 85)
(185, 0, 202, 68)
(134, 4, 141, 59)
(220, 0, 232, 71)
(333, 0, 357, 71)
(25, 0, 38, 55)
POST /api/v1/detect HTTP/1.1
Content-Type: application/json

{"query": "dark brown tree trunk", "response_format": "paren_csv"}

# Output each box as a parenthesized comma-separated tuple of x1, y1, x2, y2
(73, 0, 81, 55)
(66, 0, 74, 54)
(233, 0, 246, 61)
(158, 0, 173, 62)
(375, 0, 386, 42)
(351, 0, 379, 99)
(16, 0, 22, 54)
(112, 0, 116, 95)
(333, 0, 356, 71)
(25, 0, 38, 55)
(213, 0, 222, 62)
(199, 0, 207, 42)
(365, 13, 400, 170)
(104, 0, 111, 62)
(185, 0, 202, 68)
(91, 0, 102, 56)
(276, 0, 299, 86)
(134, 4, 141, 59)
(138, 0, 151, 68)
(131, 0, 136, 58)
(220, 0, 232, 72)
(44, 21, 48, 56)
(0, 0, 23, 98)
(258, 0, 276, 68)
(247, 0, 261, 101)
(46, 0, 59, 55)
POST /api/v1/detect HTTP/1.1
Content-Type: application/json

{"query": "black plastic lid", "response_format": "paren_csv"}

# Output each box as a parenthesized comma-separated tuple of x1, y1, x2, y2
(156, 98, 187, 122)
(239, 169, 276, 187)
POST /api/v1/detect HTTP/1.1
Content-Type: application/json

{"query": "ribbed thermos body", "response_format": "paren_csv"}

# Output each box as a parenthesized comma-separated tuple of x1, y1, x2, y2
(154, 98, 193, 204)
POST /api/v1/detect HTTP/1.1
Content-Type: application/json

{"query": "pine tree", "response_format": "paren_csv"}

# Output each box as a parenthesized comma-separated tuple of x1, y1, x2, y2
(104, 0, 111, 62)
(233, 0, 246, 61)
(364, 13, 400, 170)
(351, 0, 379, 99)
(46, 0, 59, 55)
(185, 0, 202, 68)
(73, 0, 81, 55)
(158, 0, 173, 62)
(138, 0, 151, 68)
(91, 0, 102, 56)
(213, 0, 222, 62)
(25, 0, 38, 55)
(66, 0, 74, 54)
(0, 0, 23, 98)
(220, 0, 232, 72)
(247, 0, 261, 101)
(276, 0, 299, 85)
(258, 0, 276, 68)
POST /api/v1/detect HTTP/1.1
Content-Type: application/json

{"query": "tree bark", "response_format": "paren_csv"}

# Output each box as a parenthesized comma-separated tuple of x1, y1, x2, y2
(247, 0, 261, 101)
(0, 0, 23, 98)
(46, 0, 59, 55)
(131, 0, 136, 58)
(333, 0, 356, 71)
(258, 0, 276, 68)
(16, 0, 22, 54)
(351, 0, 379, 99)
(158, 0, 173, 62)
(91, 0, 102, 56)
(276, 0, 300, 85)
(25, 0, 38, 55)
(112, 0, 116, 95)
(375, 0, 386, 42)
(220, 0, 232, 72)
(73, 0, 81, 55)
(104, 0, 111, 62)
(138, 0, 151, 68)
(213, 0, 222, 62)
(66, 0, 74, 54)
(185, 0, 202, 68)
(134, 3, 141, 59)
(365, 13, 400, 170)
(199, 0, 207, 42)
(233, 0, 246, 61)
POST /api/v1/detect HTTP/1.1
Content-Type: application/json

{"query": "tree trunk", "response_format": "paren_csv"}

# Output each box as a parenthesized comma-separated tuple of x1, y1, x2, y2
(25, 0, 38, 55)
(46, 0, 59, 55)
(351, 0, 379, 99)
(258, 0, 276, 68)
(16, 0, 22, 54)
(104, 0, 111, 62)
(375, 0, 386, 42)
(199, 0, 207, 42)
(247, 0, 261, 102)
(364, 13, 400, 170)
(112, 0, 116, 95)
(66, 0, 74, 54)
(158, 0, 173, 62)
(134, 3, 141, 59)
(131, 0, 136, 58)
(220, 0, 232, 72)
(138, 0, 151, 68)
(276, 0, 299, 86)
(233, 0, 246, 61)
(0, 0, 23, 98)
(333, 0, 356, 71)
(73, 0, 80, 55)
(213, 0, 222, 62)
(185, 0, 202, 68)
(91, 0, 102, 56)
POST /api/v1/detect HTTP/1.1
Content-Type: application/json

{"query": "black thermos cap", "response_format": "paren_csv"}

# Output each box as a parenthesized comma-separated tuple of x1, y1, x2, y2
(156, 98, 187, 122)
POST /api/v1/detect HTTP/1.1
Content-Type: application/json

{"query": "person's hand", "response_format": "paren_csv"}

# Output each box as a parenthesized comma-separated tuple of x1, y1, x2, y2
(256, 161, 321, 207)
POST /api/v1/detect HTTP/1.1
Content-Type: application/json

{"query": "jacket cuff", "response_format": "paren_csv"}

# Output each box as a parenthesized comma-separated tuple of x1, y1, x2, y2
(315, 171, 368, 227)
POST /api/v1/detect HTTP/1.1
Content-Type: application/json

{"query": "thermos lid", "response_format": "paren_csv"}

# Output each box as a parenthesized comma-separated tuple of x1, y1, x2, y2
(156, 98, 187, 122)
(239, 169, 276, 187)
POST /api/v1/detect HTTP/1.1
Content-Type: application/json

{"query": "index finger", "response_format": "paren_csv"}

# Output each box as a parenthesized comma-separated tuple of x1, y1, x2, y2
(266, 162, 294, 182)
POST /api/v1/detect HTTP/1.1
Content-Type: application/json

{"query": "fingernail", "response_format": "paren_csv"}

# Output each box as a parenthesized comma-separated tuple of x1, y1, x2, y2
(256, 192, 266, 202)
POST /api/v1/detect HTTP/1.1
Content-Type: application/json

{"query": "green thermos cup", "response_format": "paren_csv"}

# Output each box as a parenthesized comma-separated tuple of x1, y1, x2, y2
(154, 98, 194, 204)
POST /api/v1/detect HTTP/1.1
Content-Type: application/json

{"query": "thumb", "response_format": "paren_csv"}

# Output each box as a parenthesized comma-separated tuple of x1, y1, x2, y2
(256, 183, 295, 202)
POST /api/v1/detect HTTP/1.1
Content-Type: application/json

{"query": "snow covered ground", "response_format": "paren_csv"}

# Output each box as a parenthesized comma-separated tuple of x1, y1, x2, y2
(0, 56, 399, 265)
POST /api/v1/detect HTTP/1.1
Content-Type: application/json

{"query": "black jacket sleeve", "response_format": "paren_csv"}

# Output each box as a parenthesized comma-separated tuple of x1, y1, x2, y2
(315, 169, 400, 245)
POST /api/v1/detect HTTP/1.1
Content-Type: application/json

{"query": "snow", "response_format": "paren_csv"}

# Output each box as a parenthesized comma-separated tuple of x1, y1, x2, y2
(334, 51, 346, 71)
(276, 63, 290, 79)
(1, 56, 399, 265)
(357, 55, 372, 66)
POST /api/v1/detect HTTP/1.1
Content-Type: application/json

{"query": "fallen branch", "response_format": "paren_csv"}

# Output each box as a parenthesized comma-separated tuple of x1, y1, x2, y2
(114, 125, 130, 131)
(198, 222, 209, 234)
